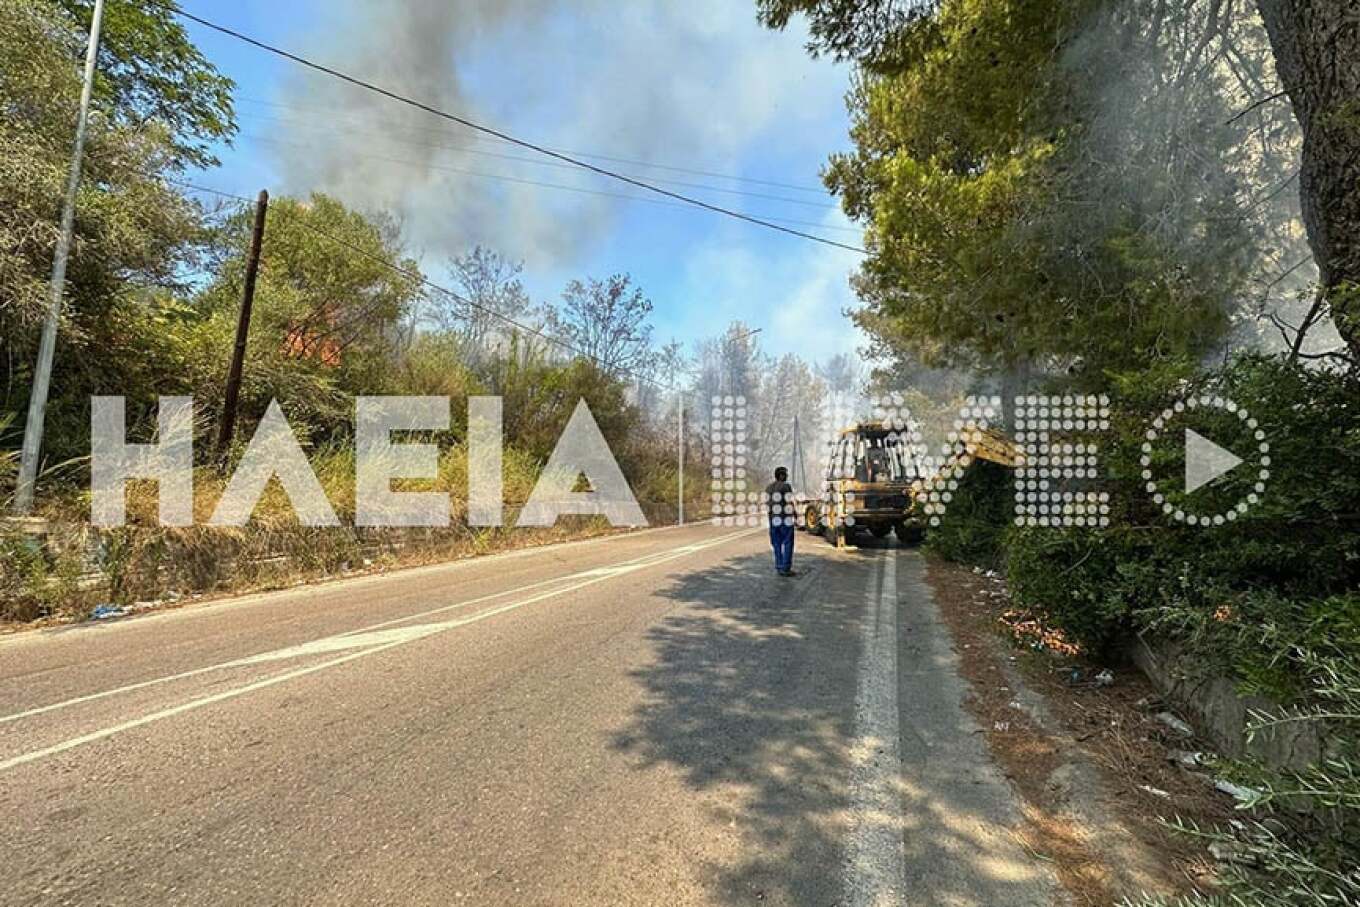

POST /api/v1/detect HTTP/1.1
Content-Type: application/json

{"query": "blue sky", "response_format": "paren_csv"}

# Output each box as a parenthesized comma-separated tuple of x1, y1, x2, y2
(177, 0, 865, 363)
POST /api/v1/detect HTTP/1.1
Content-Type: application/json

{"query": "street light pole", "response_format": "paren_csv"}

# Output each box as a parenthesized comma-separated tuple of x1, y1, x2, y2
(14, 0, 107, 514)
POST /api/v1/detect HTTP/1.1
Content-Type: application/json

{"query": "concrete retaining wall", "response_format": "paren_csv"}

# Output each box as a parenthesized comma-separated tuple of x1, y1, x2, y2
(1131, 635, 1327, 772)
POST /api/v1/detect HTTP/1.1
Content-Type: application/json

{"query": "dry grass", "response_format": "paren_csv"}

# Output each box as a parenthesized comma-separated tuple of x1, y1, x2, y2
(2, 443, 692, 626)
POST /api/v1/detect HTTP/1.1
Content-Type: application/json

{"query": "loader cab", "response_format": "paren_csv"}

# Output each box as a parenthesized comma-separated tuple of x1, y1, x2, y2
(827, 426, 922, 485)
(808, 422, 924, 545)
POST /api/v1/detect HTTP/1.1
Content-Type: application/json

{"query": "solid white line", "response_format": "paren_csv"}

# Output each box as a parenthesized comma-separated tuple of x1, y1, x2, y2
(0, 530, 749, 726)
(0, 519, 711, 653)
(842, 551, 908, 907)
(345, 536, 729, 634)
(0, 642, 407, 772)
(0, 530, 754, 771)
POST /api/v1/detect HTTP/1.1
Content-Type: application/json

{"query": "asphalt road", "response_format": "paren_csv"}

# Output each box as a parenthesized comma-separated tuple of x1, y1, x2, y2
(0, 524, 1057, 906)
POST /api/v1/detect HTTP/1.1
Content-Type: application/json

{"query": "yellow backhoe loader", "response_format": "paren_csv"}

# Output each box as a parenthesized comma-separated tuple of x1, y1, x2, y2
(798, 420, 1021, 548)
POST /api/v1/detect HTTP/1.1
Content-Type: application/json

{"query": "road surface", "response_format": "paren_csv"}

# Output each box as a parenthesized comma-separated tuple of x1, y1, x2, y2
(0, 524, 1057, 906)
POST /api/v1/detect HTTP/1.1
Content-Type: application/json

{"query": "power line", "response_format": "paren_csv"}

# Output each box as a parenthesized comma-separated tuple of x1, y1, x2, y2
(238, 132, 863, 236)
(163, 175, 697, 392)
(231, 113, 838, 211)
(233, 95, 831, 196)
(162, 5, 867, 256)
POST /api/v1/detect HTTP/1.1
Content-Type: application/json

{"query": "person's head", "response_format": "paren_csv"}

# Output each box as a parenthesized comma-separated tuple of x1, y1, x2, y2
(774, 466, 788, 482)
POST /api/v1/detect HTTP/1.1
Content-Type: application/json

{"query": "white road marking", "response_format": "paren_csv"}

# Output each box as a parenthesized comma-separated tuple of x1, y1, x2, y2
(0, 530, 753, 769)
(0, 642, 408, 773)
(0, 519, 709, 655)
(843, 551, 908, 907)
(347, 537, 730, 635)
(0, 531, 748, 727)
(233, 624, 454, 664)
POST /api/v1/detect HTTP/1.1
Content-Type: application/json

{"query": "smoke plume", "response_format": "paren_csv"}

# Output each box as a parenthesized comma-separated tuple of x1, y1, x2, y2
(268, 0, 844, 270)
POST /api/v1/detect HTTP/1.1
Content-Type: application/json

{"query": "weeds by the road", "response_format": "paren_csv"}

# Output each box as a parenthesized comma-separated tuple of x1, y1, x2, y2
(1, 443, 689, 625)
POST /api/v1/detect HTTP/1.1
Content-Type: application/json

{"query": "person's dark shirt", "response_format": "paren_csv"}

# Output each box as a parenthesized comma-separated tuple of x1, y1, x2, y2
(765, 480, 794, 525)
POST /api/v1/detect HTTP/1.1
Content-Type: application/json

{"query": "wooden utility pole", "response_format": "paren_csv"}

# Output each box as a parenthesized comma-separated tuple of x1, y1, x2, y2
(216, 190, 269, 459)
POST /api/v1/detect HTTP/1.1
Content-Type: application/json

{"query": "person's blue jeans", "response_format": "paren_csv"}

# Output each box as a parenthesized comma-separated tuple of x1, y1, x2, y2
(769, 523, 795, 574)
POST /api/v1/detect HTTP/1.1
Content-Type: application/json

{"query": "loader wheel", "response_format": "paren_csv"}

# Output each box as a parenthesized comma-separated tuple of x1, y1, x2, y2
(804, 505, 822, 535)
(895, 522, 925, 547)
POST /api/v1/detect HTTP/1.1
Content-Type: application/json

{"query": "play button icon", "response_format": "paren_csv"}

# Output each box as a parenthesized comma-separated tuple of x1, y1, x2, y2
(1184, 428, 1244, 494)
(1142, 395, 1270, 525)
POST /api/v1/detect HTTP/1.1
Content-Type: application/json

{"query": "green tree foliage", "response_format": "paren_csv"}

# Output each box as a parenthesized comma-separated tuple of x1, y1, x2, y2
(52, 0, 236, 169)
(756, 0, 934, 70)
(764, 0, 1308, 384)
(1, 0, 211, 467)
(190, 194, 424, 443)
(828, 0, 1283, 381)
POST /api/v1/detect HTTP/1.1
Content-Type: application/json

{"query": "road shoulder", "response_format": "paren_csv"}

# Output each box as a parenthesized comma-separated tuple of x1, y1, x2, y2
(924, 557, 1236, 904)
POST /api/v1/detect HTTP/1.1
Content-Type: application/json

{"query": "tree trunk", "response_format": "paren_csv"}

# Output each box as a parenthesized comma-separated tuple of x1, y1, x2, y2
(1257, 0, 1360, 360)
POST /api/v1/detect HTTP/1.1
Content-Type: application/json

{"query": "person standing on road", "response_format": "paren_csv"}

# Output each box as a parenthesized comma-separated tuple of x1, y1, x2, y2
(766, 466, 797, 577)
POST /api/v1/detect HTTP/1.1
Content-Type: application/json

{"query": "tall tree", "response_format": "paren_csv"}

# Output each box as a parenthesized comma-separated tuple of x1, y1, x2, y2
(764, 0, 1293, 384)
(814, 353, 864, 397)
(191, 194, 423, 437)
(750, 353, 826, 483)
(1257, 0, 1360, 360)
(1, 0, 208, 464)
(53, 0, 236, 169)
(549, 274, 654, 376)
(435, 245, 538, 362)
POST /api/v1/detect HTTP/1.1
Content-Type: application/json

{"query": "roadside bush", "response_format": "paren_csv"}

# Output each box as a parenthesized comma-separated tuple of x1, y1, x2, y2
(1005, 525, 1162, 654)
(1140, 589, 1360, 702)
(1004, 355, 1360, 664)
(995, 355, 1360, 903)
(1123, 643, 1360, 907)
(925, 459, 1012, 566)
(0, 414, 657, 620)
(0, 524, 87, 621)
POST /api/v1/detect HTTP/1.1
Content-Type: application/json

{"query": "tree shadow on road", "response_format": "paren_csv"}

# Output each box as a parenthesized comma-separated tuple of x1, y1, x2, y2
(612, 547, 1054, 906)
(612, 550, 856, 904)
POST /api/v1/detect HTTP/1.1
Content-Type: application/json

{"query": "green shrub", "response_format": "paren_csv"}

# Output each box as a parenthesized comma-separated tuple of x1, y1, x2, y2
(1122, 644, 1360, 907)
(1004, 525, 1151, 654)
(1005, 355, 1360, 663)
(1140, 589, 1360, 702)
(0, 525, 87, 621)
(925, 459, 1013, 566)
(999, 356, 1360, 903)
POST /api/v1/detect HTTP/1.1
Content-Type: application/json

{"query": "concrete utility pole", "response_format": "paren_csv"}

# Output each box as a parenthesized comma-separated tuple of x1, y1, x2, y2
(14, 0, 106, 514)
(792, 413, 808, 493)
(216, 190, 270, 459)
(677, 395, 685, 526)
